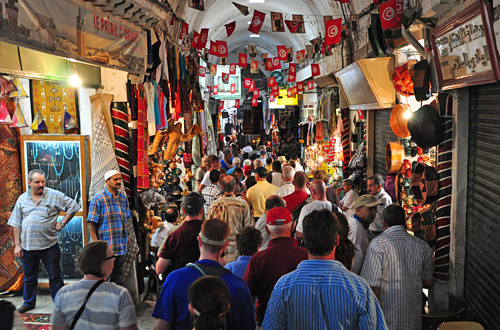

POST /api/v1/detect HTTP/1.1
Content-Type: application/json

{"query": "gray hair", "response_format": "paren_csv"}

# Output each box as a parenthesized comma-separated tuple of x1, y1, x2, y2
(368, 175, 384, 187)
(243, 159, 251, 167)
(27, 169, 46, 181)
(282, 166, 296, 180)
(232, 158, 241, 167)
(343, 179, 354, 188)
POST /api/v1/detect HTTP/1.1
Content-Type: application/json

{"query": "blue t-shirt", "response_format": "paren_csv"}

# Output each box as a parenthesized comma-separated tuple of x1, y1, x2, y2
(225, 255, 252, 279)
(152, 259, 255, 330)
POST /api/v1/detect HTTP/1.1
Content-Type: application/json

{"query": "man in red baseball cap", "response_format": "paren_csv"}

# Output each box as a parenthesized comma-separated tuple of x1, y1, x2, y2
(244, 207, 308, 326)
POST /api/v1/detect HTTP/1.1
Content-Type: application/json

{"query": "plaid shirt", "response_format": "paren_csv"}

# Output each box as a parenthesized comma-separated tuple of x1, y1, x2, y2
(8, 187, 80, 251)
(87, 188, 130, 255)
(201, 184, 223, 216)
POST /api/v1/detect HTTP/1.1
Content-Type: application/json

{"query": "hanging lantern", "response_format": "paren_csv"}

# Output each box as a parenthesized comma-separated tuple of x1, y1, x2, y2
(63, 110, 78, 133)
(10, 101, 28, 128)
(31, 110, 48, 133)
(390, 104, 411, 138)
(0, 99, 12, 125)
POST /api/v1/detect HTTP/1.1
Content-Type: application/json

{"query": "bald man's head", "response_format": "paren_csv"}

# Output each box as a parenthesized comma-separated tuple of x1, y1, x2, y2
(310, 179, 326, 200)
(220, 175, 236, 193)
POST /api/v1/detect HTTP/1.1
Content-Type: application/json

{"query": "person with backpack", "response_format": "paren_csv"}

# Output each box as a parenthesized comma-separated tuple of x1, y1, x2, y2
(152, 219, 255, 330)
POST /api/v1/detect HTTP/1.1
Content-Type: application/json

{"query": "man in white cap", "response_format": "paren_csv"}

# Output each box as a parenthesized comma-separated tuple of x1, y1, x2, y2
(87, 169, 131, 285)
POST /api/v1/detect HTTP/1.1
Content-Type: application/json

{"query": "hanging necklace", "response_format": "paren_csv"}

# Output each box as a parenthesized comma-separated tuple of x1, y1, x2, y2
(39, 163, 50, 180)
(32, 143, 38, 162)
(63, 143, 73, 160)
(40, 142, 49, 150)
(65, 219, 82, 242)
(51, 153, 65, 177)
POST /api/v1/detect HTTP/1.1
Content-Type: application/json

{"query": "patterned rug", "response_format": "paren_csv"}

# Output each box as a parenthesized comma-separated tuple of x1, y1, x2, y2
(22, 313, 51, 327)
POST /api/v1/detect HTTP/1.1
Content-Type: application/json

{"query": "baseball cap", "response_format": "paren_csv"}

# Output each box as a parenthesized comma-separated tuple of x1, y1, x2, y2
(260, 149, 267, 155)
(266, 207, 292, 226)
(104, 170, 121, 180)
(255, 167, 268, 178)
(181, 192, 205, 212)
(353, 194, 384, 209)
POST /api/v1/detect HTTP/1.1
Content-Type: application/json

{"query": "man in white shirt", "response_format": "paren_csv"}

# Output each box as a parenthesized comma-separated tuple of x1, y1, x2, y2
(295, 180, 335, 241)
(339, 179, 359, 216)
(197, 155, 221, 193)
(275, 166, 296, 197)
(271, 160, 284, 187)
(367, 175, 393, 238)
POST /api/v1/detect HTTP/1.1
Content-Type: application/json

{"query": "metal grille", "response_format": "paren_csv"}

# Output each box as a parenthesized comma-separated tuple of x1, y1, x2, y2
(374, 109, 399, 177)
(466, 83, 500, 329)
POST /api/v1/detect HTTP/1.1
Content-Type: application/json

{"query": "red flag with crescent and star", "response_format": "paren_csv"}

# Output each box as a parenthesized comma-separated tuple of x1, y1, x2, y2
(311, 63, 321, 77)
(216, 40, 228, 57)
(238, 53, 247, 67)
(273, 57, 281, 70)
(198, 66, 206, 77)
(249, 10, 265, 34)
(265, 58, 273, 71)
(199, 28, 209, 49)
(209, 41, 219, 56)
(225, 21, 236, 37)
(379, 0, 401, 30)
(192, 31, 200, 49)
(277, 45, 287, 61)
(324, 18, 342, 45)
(229, 63, 237, 74)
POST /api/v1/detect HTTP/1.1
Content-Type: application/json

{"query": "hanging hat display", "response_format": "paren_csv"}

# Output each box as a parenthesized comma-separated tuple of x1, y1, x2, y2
(411, 59, 431, 101)
(0, 99, 12, 125)
(9, 78, 27, 98)
(63, 110, 78, 133)
(10, 101, 28, 128)
(393, 61, 416, 96)
(30, 110, 48, 133)
(407, 105, 444, 149)
(0, 75, 17, 97)
(390, 104, 411, 138)
(385, 141, 404, 174)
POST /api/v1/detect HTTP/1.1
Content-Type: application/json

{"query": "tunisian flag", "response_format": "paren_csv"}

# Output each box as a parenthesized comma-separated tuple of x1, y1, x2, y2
(229, 63, 237, 74)
(199, 28, 209, 49)
(311, 63, 321, 77)
(209, 41, 219, 56)
(379, 0, 401, 30)
(217, 40, 228, 57)
(225, 21, 236, 37)
(249, 10, 265, 34)
(238, 53, 248, 67)
(265, 58, 274, 71)
(277, 45, 287, 61)
(192, 31, 200, 49)
(324, 18, 342, 45)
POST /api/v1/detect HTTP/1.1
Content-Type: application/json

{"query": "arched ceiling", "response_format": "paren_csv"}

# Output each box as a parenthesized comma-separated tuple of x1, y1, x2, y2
(169, 0, 346, 63)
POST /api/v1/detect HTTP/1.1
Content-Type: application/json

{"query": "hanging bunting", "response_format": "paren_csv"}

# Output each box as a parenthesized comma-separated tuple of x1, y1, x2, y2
(235, 99, 240, 108)
(271, 12, 285, 32)
(225, 21, 236, 37)
(288, 63, 297, 82)
(270, 84, 279, 94)
(217, 40, 229, 57)
(209, 40, 219, 56)
(252, 97, 258, 106)
(306, 44, 313, 59)
(248, 45, 257, 58)
(232, 2, 249, 16)
(277, 45, 287, 61)
(253, 90, 260, 98)
(249, 10, 266, 34)
(244, 78, 252, 89)
(292, 86, 298, 96)
(219, 101, 224, 110)
(250, 60, 259, 74)
(222, 73, 229, 84)
(285, 20, 301, 33)
(285, 47, 293, 63)
(188, 0, 205, 10)
(199, 28, 209, 49)
(296, 49, 305, 63)
(292, 15, 305, 33)
(0, 99, 12, 124)
(297, 81, 304, 92)
(311, 63, 321, 76)
(379, 0, 401, 30)
(270, 93, 276, 102)
(268, 76, 276, 86)
(238, 53, 248, 67)
(179, 21, 189, 39)
(198, 66, 206, 77)
(192, 30, 200, 49)
(307, 80, 315, 90)
(230, 84, 236, 94)
(273, 57, 281, 70)
(265, 58, 274, 71)
(249, 80, 256, 91)
(210, 64, 217, 76)
(287, 88, 293, 97)
(229, 63, 237, 74)
(214, 85, 219, 95)
(325, 18, 342, 45)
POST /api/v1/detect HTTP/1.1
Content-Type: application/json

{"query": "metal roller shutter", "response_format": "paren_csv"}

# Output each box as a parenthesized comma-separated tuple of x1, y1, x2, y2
(466, 83, 500, 329)
(374, 109, 398, 176)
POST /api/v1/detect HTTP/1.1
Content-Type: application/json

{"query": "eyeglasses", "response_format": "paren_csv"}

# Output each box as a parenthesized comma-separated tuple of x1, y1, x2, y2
(104, 254, 117, 260)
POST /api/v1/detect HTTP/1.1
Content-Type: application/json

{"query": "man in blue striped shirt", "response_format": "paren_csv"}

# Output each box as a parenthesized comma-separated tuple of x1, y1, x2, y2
(263, 209, 387, 330)
(87, 170, 130, 286)
(361, 204, 433, 330)
(8, 169, 80, 313)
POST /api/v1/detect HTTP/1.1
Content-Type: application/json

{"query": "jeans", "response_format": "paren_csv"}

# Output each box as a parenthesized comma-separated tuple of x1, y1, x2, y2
(22, 243, 64, 307)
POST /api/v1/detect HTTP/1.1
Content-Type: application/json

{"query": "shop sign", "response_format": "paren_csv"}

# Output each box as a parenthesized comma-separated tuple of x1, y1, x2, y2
(431, 0, 500, 90)
(322, 136, 338, 161)
(0, 0, 147, 74)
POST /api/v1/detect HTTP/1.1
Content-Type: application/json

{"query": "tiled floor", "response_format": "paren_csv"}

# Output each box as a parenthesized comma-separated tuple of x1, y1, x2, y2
(0, 287, 157, 329)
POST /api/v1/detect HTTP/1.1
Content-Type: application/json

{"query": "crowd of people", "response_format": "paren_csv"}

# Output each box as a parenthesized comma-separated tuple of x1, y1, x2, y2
(2, 142, 434, 330)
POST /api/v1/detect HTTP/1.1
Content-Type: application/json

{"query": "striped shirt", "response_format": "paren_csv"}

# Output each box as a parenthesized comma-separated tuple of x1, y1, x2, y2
(263, 259, 387, 330)
(87, 188, 130, 256)
(8, 187, 80, 251)
(51, 280, 136, 330)
(360, 225, 433, 330)
(201, 184, 223, 216)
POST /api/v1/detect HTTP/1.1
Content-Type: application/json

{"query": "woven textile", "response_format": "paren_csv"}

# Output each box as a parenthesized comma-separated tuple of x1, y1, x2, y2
(88, 94, 123, 200)
(135, 85, 150, 190)
(341, 108, 351, 171)
(112, 102, 132, 200)
(434, 119, 453, 281)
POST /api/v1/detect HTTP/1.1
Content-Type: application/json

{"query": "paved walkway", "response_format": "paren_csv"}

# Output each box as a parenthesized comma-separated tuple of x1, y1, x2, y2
(0, 287, 157, 329)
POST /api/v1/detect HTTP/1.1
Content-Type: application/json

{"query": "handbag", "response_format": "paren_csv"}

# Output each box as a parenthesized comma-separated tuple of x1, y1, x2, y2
(69, 280, 104, 330)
